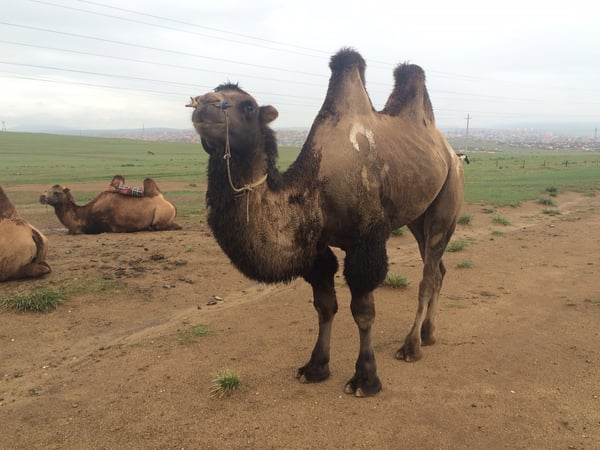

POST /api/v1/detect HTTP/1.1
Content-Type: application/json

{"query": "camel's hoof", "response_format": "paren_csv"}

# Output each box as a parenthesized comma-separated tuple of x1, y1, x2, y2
(296, 373, 308, 384)
(395, 346, 422, 362)
(343, 383, 365, 397)
(344, 376, 381, 397)
(422, 336, 436, 346)
(296, 365, 330, 383)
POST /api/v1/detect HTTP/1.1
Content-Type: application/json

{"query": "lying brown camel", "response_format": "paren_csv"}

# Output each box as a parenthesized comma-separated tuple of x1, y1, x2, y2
(187, 48, 464, 396)
(1, 186, 51, 282)
(39, 179, 181, 234)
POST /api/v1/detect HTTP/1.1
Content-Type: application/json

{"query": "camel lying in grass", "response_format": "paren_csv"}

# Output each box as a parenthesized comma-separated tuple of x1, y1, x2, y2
(39, 178, 181, 234)
(0, 186, 51, 282)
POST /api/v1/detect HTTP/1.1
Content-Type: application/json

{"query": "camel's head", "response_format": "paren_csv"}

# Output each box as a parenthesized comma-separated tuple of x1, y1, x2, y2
(187, 83, 278, 157)
(39, 185, 74, 207)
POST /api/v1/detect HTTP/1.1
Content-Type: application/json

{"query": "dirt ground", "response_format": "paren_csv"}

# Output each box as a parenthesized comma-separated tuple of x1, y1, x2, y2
(1, 184, 599, 450)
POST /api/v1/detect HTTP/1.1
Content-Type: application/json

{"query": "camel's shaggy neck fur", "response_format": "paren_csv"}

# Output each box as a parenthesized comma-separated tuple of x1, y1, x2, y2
(201, 86, 323, 282)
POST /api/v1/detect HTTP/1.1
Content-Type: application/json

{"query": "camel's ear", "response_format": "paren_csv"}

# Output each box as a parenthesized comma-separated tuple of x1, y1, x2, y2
(63, 187, 70, 194)
(260, 105, 278, 124)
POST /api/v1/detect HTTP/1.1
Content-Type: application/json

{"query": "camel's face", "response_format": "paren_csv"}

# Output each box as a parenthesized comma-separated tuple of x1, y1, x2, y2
(39, 185, 71, 207)
(188, 83, 278, 157)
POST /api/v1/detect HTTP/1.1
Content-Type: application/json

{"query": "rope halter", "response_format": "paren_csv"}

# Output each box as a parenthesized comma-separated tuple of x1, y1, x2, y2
(211, 100, 268, 222)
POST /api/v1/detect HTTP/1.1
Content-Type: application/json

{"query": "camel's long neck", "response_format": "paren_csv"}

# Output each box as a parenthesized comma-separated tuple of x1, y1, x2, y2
(54, 201, 87, 232)
(206, 148, 322, 284)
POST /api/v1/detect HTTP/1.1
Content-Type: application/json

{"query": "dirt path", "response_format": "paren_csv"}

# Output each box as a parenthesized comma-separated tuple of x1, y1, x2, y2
(1, 191, 599, 449)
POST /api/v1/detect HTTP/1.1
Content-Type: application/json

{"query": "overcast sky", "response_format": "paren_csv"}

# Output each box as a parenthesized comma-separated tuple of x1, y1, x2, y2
(1, 0, 598, 134)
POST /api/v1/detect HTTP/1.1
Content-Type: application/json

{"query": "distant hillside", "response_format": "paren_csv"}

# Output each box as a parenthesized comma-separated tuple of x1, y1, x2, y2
(5, 123, 598, 150)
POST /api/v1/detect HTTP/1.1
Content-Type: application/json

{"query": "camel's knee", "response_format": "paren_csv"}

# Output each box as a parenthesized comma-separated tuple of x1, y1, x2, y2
(350, 295, 375, 331)
(344, 237, 388, 295)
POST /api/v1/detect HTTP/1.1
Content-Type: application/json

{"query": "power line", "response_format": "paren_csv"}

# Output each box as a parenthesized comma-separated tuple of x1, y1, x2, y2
(0, 22, 325, 77)
(0, 61, 324, 102)
(0, 40, 326, 88)
(30, 0, 330, 59)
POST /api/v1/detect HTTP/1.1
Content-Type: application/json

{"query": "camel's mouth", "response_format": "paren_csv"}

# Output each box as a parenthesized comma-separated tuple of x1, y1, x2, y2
(39, 194, 48, 205)
(191, 107, 226, 128)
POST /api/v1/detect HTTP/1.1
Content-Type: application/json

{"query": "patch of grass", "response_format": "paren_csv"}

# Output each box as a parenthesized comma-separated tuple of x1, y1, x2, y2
(545, 186, 559, 197)
(443, 302, 467, 309)
(537, 197, 556, 206)
(210, 369, 240, 398)
(542, 208, 561, 216)
(1, 287, 64, 313)
(457, 214, 472, 225)
(177, 324, 210, 344)
(63, 279, 116, 295)
(446, 240, 468, 252)
(491, 230, 504, 236)
(457, 259, 473, 269)
(1, 279, 119, 313)
(491, 214, 511, 226)
(390, 226, 406, 236)
(383, 272, 409, 289)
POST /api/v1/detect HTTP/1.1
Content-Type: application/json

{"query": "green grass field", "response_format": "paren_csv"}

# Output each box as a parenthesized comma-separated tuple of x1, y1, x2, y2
(2, 132, 599, 215)
(462, 151, 600, 205)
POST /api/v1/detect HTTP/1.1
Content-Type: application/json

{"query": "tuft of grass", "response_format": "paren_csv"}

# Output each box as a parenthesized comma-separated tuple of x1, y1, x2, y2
(457, 259, 473, 269)
(545, 186, 559, 197)
(383, 272, 409, 289)
(542, 209, 561, 216)
(491, 214, 511, 226)
(1, 287, 64, 313)
(177, 324, 210, 344)
(390, 226, 406, 236)
(457, 214, 472, 225)
(210, 369, 240, 398)
(491, 230, 504, 237)
(537, 197, 556, 206)
(446, 240, 468, 252)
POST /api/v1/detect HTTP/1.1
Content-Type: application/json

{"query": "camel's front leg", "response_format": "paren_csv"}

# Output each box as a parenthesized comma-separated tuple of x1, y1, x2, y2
(342, 233, 388, 396)
(344, 291, 382, 397)
(297, 247, 338, 383)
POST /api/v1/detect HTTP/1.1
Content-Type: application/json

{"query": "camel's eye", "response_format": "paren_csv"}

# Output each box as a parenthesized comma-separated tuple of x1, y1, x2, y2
(241, 101, 255, 115)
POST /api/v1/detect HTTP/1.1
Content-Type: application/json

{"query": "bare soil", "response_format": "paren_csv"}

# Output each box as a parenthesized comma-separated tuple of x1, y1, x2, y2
(1, 185, 599, 449)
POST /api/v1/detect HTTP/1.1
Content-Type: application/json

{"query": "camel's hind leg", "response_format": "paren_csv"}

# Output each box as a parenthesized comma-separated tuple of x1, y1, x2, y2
(297, 246, 339, 383)
(397, 169, 463, 362)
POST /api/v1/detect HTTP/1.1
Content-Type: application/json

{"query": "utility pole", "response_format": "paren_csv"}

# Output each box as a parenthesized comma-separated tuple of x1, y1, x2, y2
(465, 114, 471, 138)
(1, 121, 5, 132)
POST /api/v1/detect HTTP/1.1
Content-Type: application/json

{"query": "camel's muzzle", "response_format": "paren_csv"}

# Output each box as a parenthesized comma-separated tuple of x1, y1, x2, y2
(39, 194, 49, 205)
(187, 94, 230, 127)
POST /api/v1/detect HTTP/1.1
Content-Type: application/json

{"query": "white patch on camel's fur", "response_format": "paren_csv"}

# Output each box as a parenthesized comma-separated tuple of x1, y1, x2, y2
(349, 123, 375, 152)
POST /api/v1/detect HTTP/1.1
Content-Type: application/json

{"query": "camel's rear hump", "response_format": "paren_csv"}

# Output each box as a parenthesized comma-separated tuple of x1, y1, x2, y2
(383, 63, 435, 124)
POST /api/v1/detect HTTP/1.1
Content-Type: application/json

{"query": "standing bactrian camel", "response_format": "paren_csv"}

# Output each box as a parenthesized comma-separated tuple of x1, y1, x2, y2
(187, 48, 464, 396)
(0, 186, 51, 282)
